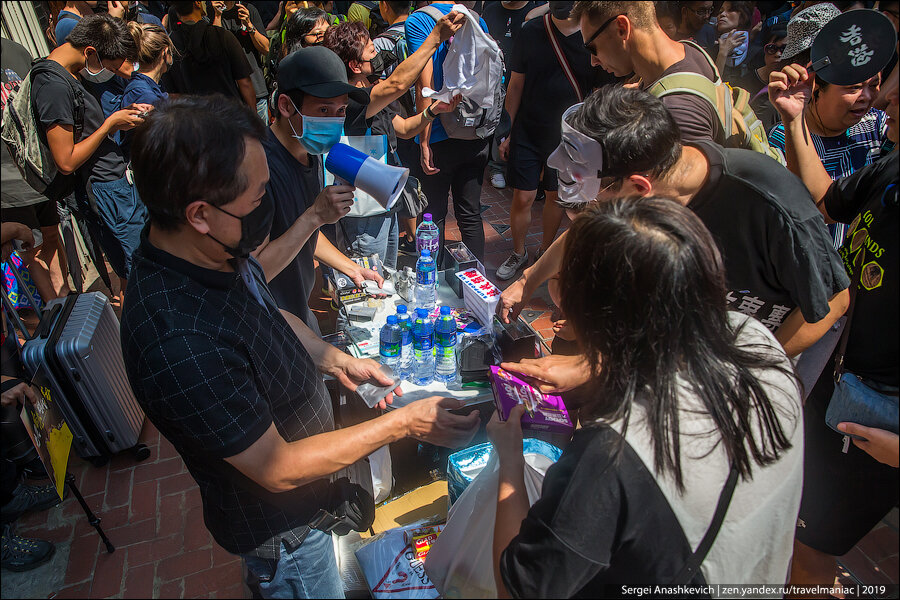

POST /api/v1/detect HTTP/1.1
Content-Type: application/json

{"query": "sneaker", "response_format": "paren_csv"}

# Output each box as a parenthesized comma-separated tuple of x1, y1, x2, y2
(1, 523, 55, 572)
(490, 172, 506, 189)
(398, 236, 417, 255)
(0, 483, 63, 522)
(496, 250, 528, 281)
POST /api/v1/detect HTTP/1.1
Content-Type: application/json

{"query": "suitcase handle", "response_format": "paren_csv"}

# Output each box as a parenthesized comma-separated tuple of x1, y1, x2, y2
(33, 304, 64, 340)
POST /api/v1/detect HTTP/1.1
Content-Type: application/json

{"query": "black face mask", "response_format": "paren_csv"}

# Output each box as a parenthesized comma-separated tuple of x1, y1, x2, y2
(366, 51, 388, 83)
(206, 194, 274, 259)
(550, 1, 575, 19)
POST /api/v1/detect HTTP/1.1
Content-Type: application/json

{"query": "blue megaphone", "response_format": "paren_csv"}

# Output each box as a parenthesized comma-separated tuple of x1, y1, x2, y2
(324, 143, 410, 211)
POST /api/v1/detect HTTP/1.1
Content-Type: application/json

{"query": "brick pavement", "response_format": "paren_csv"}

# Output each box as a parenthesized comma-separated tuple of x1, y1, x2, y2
(2, 178, 897, 599)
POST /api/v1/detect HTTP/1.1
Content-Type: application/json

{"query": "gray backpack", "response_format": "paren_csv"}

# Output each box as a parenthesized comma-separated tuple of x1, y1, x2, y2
(416, 5, 506, 140)
(1, 60, 83, 202)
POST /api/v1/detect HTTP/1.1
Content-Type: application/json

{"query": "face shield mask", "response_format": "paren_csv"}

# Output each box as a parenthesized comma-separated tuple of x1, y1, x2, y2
(547, 103, 606, 207)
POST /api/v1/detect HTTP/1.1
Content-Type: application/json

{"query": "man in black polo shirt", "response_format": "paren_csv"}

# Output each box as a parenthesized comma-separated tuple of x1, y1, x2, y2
(499, 86, 850, 388)
(121, 96, 479, 598)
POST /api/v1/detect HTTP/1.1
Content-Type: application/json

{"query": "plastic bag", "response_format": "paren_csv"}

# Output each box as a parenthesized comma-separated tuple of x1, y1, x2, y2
(369, 445, 393, 504)
(356, 522, 442, 599)
(425, 450, 556, 598)
(446, 439, 562, 506)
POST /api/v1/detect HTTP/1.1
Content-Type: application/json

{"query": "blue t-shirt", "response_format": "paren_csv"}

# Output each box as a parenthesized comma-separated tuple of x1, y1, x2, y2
(121, 72, 168, 108)
(404, 4, 490, 144)
(55, 10, 81, 46)
(119, 72, 169, 160)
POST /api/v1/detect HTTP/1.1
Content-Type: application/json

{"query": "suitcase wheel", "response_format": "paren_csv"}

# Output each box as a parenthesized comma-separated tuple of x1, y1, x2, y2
(132, 444, 151, 462)
(88, 455, 109, 468)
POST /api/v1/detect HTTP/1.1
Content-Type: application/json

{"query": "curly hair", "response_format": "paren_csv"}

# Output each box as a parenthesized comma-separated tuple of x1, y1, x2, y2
(322, 21, 370, 77)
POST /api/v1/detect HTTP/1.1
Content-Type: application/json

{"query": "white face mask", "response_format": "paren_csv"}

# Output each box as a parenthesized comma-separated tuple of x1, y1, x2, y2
(547, 103, 606, 206)
(80, 52, 115, 84)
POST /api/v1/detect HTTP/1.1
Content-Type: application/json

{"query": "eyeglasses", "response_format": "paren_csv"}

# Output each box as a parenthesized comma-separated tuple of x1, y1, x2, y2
(764, 42, 787, 55)
(583, 14, 625, 52)
(688, 7, 714, 18)
(306, 30, 326, 41)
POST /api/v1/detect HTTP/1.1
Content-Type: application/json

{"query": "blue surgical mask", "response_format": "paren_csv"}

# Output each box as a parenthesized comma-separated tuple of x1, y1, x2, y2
(287, 98, 344, 155)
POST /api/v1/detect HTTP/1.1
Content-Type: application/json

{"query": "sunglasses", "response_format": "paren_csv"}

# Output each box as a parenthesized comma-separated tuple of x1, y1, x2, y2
(764, 42, 787, 55)
(583, 14, 626, 52)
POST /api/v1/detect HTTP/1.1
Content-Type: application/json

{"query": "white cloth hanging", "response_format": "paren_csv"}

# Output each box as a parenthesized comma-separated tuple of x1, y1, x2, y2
(421, 4, 503, 109)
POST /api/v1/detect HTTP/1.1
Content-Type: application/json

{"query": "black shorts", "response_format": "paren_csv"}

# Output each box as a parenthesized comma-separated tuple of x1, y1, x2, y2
(2, 201, 60, 230)
(795, 368, 899, 556)
(505, 126, 559, 193)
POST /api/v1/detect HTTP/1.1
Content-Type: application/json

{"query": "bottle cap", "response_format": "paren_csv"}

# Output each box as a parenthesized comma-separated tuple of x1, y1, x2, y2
(386, 315, 398, 325)
(440, 306, 451, 315)
(421, 249, 431, 257)
(416, 308, 428, 317)
(397, 305, 407, 314)
(423, 213, 432, 221)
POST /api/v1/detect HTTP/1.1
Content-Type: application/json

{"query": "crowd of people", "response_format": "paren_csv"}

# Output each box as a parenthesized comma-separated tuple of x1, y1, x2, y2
(0, 1, 897, 598)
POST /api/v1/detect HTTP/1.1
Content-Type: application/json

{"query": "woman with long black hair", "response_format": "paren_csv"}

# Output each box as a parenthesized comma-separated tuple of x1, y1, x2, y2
(488, 197, 804, 595)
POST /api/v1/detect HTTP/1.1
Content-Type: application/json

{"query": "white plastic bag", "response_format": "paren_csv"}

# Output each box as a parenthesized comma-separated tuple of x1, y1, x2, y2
(425, 453, 552, 599)
(356, 523, 441, 599)
(369, 444, 393, 504)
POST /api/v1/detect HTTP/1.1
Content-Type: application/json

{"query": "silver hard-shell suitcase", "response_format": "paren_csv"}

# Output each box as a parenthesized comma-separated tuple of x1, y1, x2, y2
(20, 292, 148, 463)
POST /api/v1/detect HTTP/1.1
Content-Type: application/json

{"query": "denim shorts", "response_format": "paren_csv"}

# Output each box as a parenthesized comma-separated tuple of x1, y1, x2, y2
(88, 176, 147, 279)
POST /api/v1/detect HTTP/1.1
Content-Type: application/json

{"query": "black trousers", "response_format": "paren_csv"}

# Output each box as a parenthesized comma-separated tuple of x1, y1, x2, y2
(417, 137, 490, 261)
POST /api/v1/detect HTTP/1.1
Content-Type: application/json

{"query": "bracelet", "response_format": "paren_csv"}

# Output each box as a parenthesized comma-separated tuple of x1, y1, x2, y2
(423, 105, 435, 121)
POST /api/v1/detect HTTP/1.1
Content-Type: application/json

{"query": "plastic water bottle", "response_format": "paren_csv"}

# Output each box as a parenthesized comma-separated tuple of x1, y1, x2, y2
(396, 305, 413, 380)
(434, 306, 457, 383)
(412, 308, 435, 385)
(416, 213, 440, 257)
(379, 315, 402, 371)
(415, 249, 437, 311)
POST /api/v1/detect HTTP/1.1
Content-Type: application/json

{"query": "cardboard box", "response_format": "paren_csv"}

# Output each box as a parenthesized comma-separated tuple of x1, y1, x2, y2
(361, 481, 448, 538)
(490, 366, 574, 435)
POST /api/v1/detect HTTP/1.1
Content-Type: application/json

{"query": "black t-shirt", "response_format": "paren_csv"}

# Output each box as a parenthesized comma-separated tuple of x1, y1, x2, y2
(163, 20, 253, 100)
(501, 426, 703, 597)
(823, 153, 898, 387)
(643, 43, 725, 144)
(31, 61, 127, 186)
(482, 1, 535, 80)
(263, 128, 322, 329)
(219, 3, 268, 99)
(121, 235, 334, 559)
(508, 17, 610, 150)
(345, 87, 399, 156)
(689, 141, 850, 330)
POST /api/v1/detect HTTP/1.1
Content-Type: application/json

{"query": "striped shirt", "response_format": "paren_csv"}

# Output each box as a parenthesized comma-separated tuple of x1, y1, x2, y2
(768, 108, 894, 248)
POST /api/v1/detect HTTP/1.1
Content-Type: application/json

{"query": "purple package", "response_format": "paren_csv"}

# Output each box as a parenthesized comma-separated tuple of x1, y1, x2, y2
(489, 366, 574, 434)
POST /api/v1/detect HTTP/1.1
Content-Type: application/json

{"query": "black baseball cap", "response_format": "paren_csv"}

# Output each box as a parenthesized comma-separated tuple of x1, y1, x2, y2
(276, 46, 370, 104)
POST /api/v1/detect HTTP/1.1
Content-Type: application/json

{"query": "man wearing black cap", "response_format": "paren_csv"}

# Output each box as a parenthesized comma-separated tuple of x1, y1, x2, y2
(251, 45, 379, 333)
(253, 14, 464, 329)
(121, 95, 481, 599)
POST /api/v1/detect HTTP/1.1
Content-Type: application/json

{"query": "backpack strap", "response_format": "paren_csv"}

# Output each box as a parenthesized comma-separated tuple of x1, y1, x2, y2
(646, 72, 732, 140)
(669, 463, 740, 585)
(29, 60, 85, 140)
(416, 5, 447, 24)
(543, 14, 583, 102)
